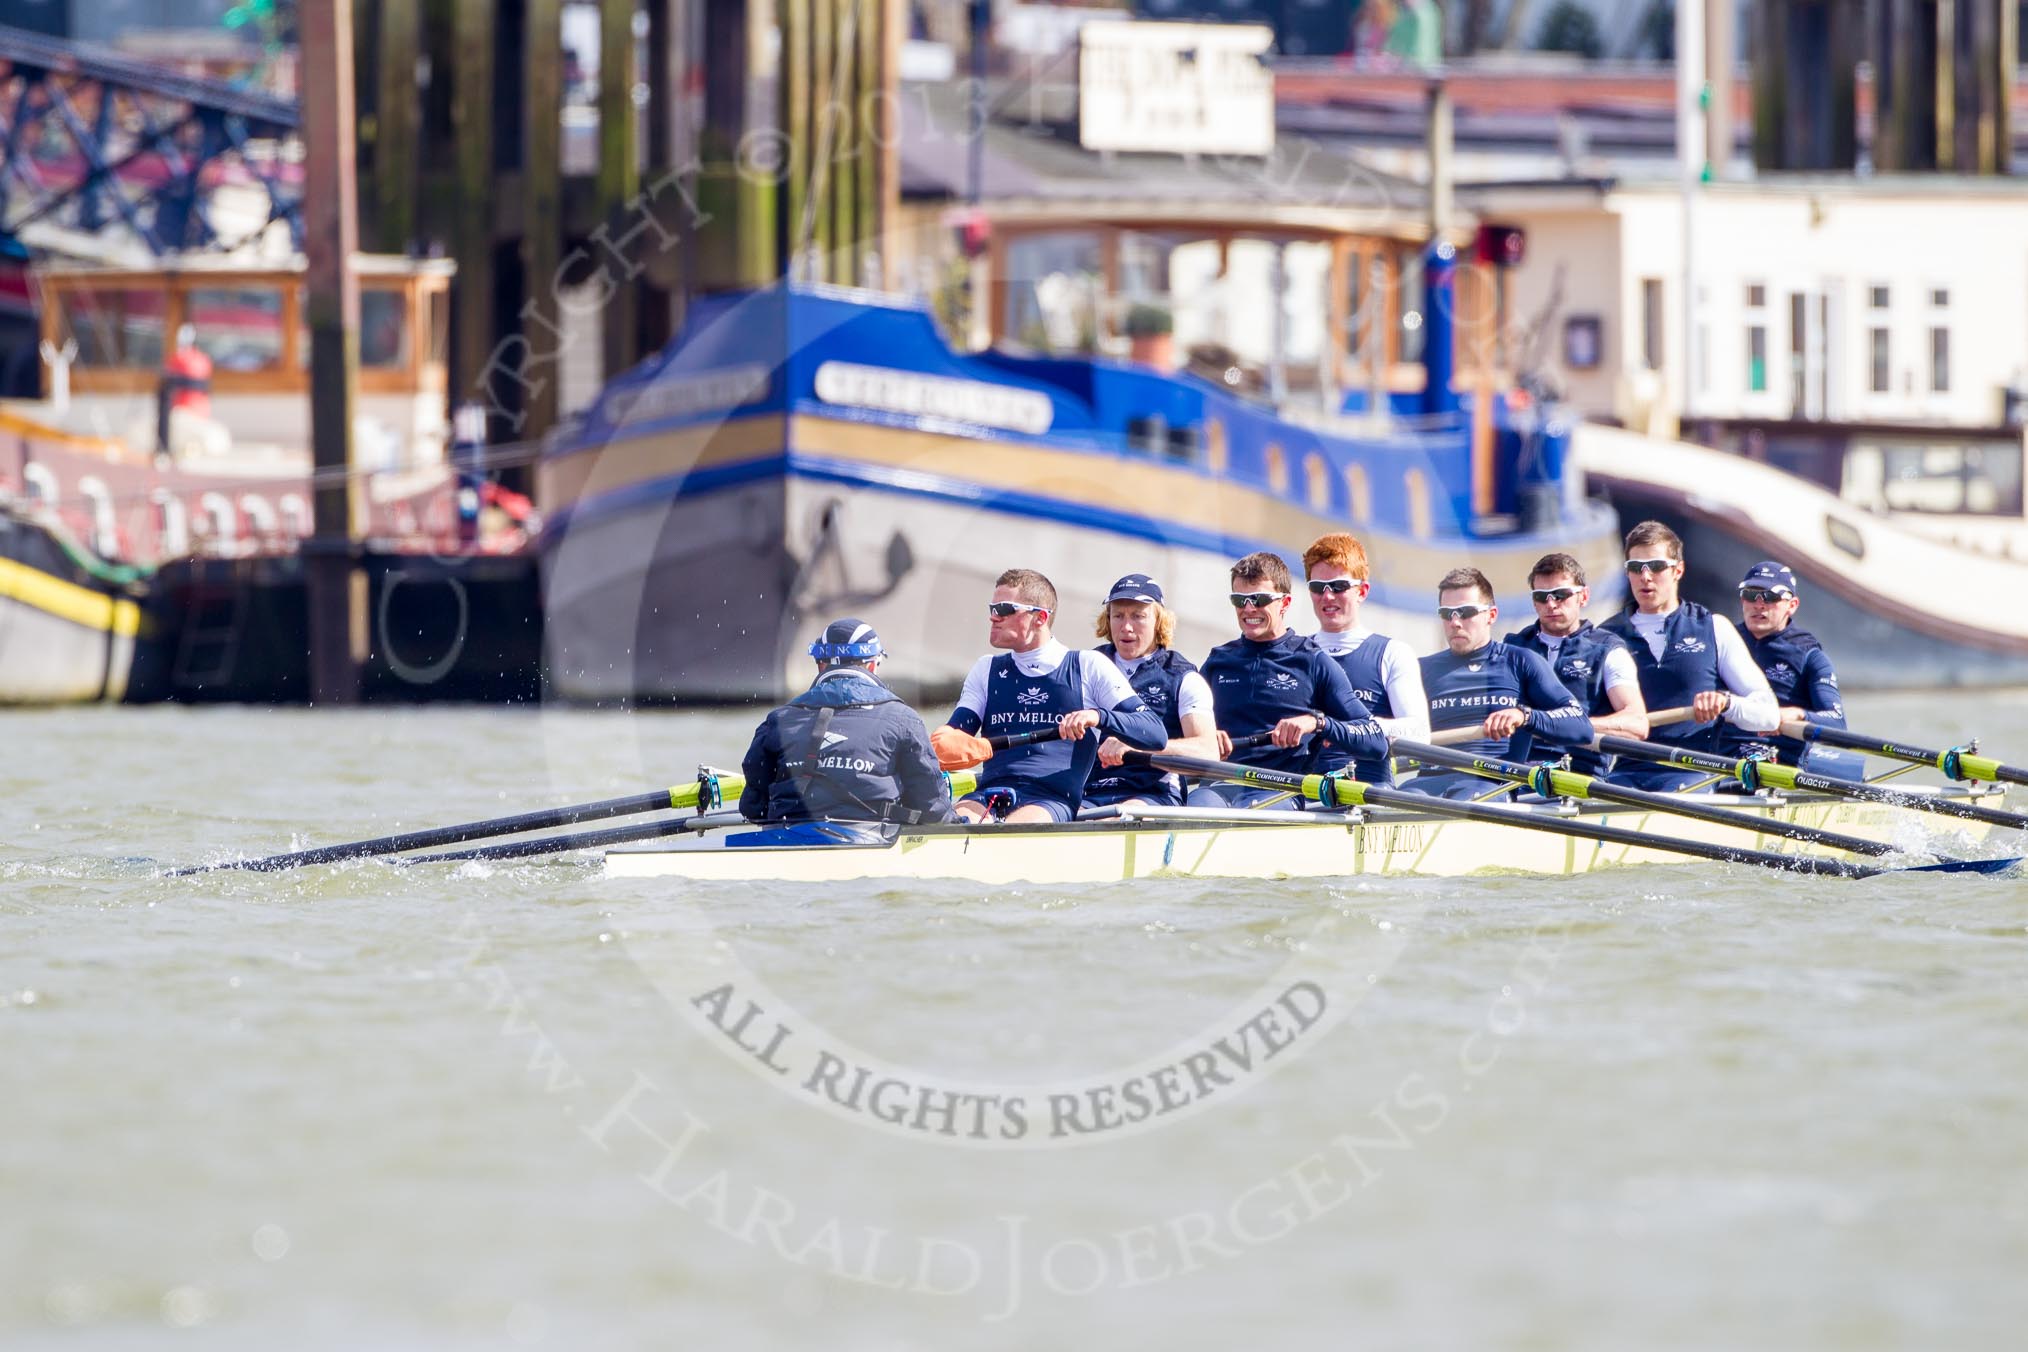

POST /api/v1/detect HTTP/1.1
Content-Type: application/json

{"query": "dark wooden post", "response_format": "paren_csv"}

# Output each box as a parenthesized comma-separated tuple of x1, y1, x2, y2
(598, 0, 640, 381)
(300, 0, 366, 705)
(522, 0, 563, 440)
(450, 0, 496, 419)
(374, 0, 420, 251)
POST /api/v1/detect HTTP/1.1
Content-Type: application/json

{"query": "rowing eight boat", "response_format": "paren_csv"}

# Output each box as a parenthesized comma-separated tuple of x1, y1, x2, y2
(604, 785, 2008, 884)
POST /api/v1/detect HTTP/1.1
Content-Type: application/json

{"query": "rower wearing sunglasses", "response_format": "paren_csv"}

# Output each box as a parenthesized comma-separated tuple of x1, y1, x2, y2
(1413, 566, 1595, 798)
(1599, 520, 1779, 791)
(1300, 532, 1429, 784)
(1720, 561, 1862, 776)
(931, 568, 1166, 823)
(1193, 551, 1388, 810)
(1500, 551, 1650, 777)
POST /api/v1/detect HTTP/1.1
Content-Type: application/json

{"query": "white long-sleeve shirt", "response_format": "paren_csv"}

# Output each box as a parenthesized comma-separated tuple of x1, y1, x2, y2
(1626, 609, 1780, 731)
(1308, 628, 1432, 743)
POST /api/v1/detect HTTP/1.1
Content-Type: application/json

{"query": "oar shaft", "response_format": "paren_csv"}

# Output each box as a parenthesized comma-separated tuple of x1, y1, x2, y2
(169, 785, 708, 876)
(1125, 748, 1888, 877)
(1394, 739, 1902, 858)
(1356, 782, 1887, 878)
(1786, 722, 2028, 788)
(403, 771, 981, 865)
(1599, 736, 2028, 832)
(407, 812, 749, 864)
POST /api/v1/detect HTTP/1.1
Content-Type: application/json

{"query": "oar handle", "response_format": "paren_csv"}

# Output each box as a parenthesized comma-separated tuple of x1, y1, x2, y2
(1431, 706, 1697, 749)
(987, 728, 1062, 751)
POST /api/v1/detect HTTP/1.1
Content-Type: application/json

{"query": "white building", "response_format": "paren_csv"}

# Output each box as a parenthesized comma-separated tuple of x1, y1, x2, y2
(1469, 175, 2028, 436)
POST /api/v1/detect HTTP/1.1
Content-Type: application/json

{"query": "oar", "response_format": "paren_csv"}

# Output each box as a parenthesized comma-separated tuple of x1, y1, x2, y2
(167, 770, 750, 876)
(404, 768, 986, 865)
(1395, 740, 1913, 859)
(1780, 720, 2028, 788)
(1599, 735, 2028, 833)
(1429, 705, 1695, 748)
(404, 812, 754, 864)
(1121, 750, 2011, 877)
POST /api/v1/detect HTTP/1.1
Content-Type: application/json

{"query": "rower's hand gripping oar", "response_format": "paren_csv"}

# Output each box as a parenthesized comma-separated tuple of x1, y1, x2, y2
(1599, 735, 2028, 833)
(1119, 749, 2013, 877)
(1779, 720, 2028, 789)
(1395, 739, 1921, 860)
(167, 769, 747, 876)
(931, 725, 1073, 771)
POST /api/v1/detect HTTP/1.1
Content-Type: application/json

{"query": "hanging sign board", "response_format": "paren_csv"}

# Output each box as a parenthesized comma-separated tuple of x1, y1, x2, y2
(1077, 20, 1275, 158)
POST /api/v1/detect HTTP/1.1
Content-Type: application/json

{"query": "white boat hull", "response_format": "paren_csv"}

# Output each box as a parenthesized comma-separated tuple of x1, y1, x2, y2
(604, 790, 2004, 884)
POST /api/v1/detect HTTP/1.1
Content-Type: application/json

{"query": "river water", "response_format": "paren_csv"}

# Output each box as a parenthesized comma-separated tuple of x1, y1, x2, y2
(6, 691, 2027, 1349)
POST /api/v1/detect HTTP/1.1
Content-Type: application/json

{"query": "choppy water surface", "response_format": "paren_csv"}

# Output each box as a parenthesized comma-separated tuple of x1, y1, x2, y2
(5, 693, 2027, 1349)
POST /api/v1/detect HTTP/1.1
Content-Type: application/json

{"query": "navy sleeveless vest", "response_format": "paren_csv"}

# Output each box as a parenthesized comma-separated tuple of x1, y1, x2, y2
(978, 650, 1095, 801)
(1602, 603, 1723, 754)
(1314, 635, 1398, 784)
(1505, 620, 1619, 776)
(1081, 646, 1191, 803)
(1602, 603, 1724, 790)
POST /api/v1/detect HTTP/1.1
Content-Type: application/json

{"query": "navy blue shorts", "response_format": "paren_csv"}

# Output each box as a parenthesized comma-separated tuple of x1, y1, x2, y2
(959, 787, 1077, 823)
(1184, 782, 1307, 811)
(1083, 782, 1186, 810)
(1403, 772, 1519, 801)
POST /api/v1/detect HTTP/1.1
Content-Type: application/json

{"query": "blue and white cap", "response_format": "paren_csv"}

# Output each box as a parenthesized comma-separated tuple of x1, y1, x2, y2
(809, 618, 883, 663)
(1106, 573, 1164, 605)
(1738, 561, 1799, 596)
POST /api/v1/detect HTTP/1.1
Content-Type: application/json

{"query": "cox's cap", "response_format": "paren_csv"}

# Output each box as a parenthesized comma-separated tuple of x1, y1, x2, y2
(1738, 561, 1798, 596)
(809, 618, 883, 662)
(1106, 573, 1164, 605)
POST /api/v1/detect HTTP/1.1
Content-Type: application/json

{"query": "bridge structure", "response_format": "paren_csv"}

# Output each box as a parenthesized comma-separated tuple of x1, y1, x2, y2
(0, 25, 301, 260)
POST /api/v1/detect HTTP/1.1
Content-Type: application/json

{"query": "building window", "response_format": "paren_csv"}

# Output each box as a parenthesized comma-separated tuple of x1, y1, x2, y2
(1746, 283, 1766, 308)
(1869, 285, 1890, 310)
(1931, 327, 1951, 392)
(1747, 325, 1767, 392)
(1870, 328, 1891, 393)
(1931, 287, 1950, 308)
(1640, 278, 1663, 370)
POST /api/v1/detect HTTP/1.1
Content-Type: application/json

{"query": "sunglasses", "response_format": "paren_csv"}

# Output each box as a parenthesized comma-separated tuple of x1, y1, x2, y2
(1229, 592, 1288, 609)
(987, 602, 1048, 619)
(1437, 604, 1489, 621)
(1738, 587, 1793, 604)
(1306, 578, 1363, 595)
(1530, 586, 1580, 603)
(1625, 558, 1676, 575)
